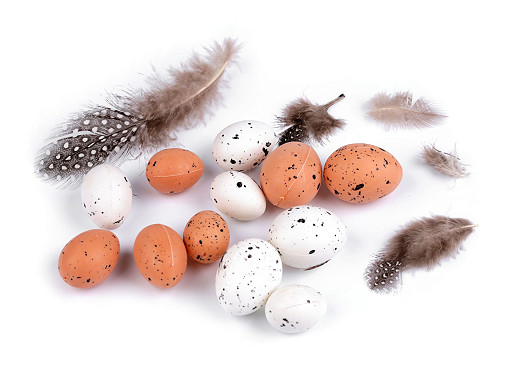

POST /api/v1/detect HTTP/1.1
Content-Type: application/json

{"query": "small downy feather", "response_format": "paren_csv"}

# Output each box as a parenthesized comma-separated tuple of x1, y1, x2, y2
(365, 215, 476, 294)
(35, 38, 241, 188)
(276, 94, 346, 146)
(367, 91, 446, 129)
(422, 144, 469, 178)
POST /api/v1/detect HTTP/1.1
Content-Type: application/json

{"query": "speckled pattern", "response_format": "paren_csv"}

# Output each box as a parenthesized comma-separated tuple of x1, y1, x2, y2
(268, 205, 348, 269)
(215, 238, 282, 316)
(81, 164, 132, 230)
(133, 224, 187, 288)
(212, 120, 276, 172)
(260, 142, 322, 209)
(324, 143, 402, 204)
(265, 285, 327, 334)
(210, 171, 266, 221)
(183, 210, 230, 264)
(58, 229, 120, 288)
(146, 148, 204, 194)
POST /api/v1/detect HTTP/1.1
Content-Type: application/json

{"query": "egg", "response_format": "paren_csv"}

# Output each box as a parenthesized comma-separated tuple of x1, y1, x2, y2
(81, 164, 132, 229)
(324, 143, 402, 203)
(133, 224, 187, 288)
(260, 142, 322, 209)
(212, 120, 276, 172)
(183, 210, 230, 264)
(265, 285, 327, 334)
(146, 148, 204, 194)
(58, 229, 120, 288)
(268, 205, 347, 269)
(210, 171, 266, 221)
(215, 238, 283, 316)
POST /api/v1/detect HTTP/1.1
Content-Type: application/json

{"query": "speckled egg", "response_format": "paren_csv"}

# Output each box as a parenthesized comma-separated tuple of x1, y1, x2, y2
(212, 120, 276, 172)
(265, 285, 327, 334)
(260, 142, 322, 209)
(133, 224, 187, 288)
(183, 210, 230, 264)
(58, 229, 120, 288)
(81, 164, 132, 229)
(210, 171, 266, 221)
(324, 143, 402, 203)
(215, 238, 283, 316)
(268, 205, 347, 269)
(146, 148, 204, 194)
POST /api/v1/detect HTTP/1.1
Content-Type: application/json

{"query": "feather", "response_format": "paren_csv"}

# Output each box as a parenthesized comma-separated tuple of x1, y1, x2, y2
(35, 38, 241, 188)
(365, 215, 476, 294)
(367, 91, 446, 129)
(276, 94, 346, 146)
(422, 144, 469, 178)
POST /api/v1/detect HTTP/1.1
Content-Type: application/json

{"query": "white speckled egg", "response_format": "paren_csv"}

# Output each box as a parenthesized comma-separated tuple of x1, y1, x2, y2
(216, 238, 282, 316)
(210, 171, 266, 221)
(81, 164, 132, 229)
(265, 285, 327, 334)
(212, 120, 276, 172)
(268, 205, 347, 269)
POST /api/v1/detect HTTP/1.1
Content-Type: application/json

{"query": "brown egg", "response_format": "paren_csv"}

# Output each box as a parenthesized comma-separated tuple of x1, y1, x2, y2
(324, 143, 402, 203)
(146, 148, 204, 194)
(183, 210, 230, 264)
(133, 224, 187, 288)
(260, 142, 322, 209)
(58, 229, 120, 288)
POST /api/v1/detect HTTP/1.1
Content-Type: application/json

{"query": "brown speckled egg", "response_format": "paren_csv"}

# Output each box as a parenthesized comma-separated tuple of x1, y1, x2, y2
(58, 229, 120, 288)
(260, 142, 322, 209)
(324, 143, 402, 204)
(183, 210, 230, 264)
(146, 148, 204, 194)
(133, 224, 187, 288)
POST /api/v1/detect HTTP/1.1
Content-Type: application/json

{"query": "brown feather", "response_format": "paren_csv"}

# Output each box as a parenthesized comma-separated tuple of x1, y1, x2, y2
(422, 144, 469, 178)
(35, 38, 241, 188)
(276, 94, 346, 145)
(367, 91, 446, 129)
(365, 215, 476, 293)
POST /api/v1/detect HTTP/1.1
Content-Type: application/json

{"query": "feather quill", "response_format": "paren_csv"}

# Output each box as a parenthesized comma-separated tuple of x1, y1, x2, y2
(276, 94, 346, 146)
(367, 91, 446, 129)
(35, 38, 241, 188)
(365, 215, 476, 294)
(422, 144, 469, 177)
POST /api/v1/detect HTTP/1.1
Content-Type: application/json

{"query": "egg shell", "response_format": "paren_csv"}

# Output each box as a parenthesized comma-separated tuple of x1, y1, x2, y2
(265, 285, 327, 334)
(58, 229, 120, 288)
(183, 210, 230, 264)
(133, 224, 187, 288)
(212, 120, 276, 172)
(268, 205, 347, 269)
(260, 142, 322, 209)
(216, 238, 283, 316)
(210, 171, 266, 221)
(146, 148, 204, 194)
(324, 143, 402, 203)
(81, 164, 132, 229)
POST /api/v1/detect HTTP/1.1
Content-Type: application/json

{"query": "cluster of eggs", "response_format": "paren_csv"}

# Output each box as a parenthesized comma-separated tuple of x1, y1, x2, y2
(58, 120, 403, 333)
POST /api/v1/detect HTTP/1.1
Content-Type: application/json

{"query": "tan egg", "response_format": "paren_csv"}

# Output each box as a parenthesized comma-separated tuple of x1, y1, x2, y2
(183, 210, 230, 264)
(324, 143, 402, 203)
(146, 148, 204, 194)
(58, 229, 120, 288)
(260, 142, 322, 209)
(133, 224, 187, 288)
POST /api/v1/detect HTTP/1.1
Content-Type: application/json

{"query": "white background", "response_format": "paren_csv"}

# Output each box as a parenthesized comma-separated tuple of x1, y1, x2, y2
(1, 1, 510, 383)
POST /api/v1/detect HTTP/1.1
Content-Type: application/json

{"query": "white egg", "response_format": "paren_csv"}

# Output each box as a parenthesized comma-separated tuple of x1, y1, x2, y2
(210, 171, 266, 221)
(268, 205, 348, 269)
(212, 120, 276, 172)
(81, 164, 132, 229)
(265, 285, 327, 334)
(216, 238, 282, 316)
